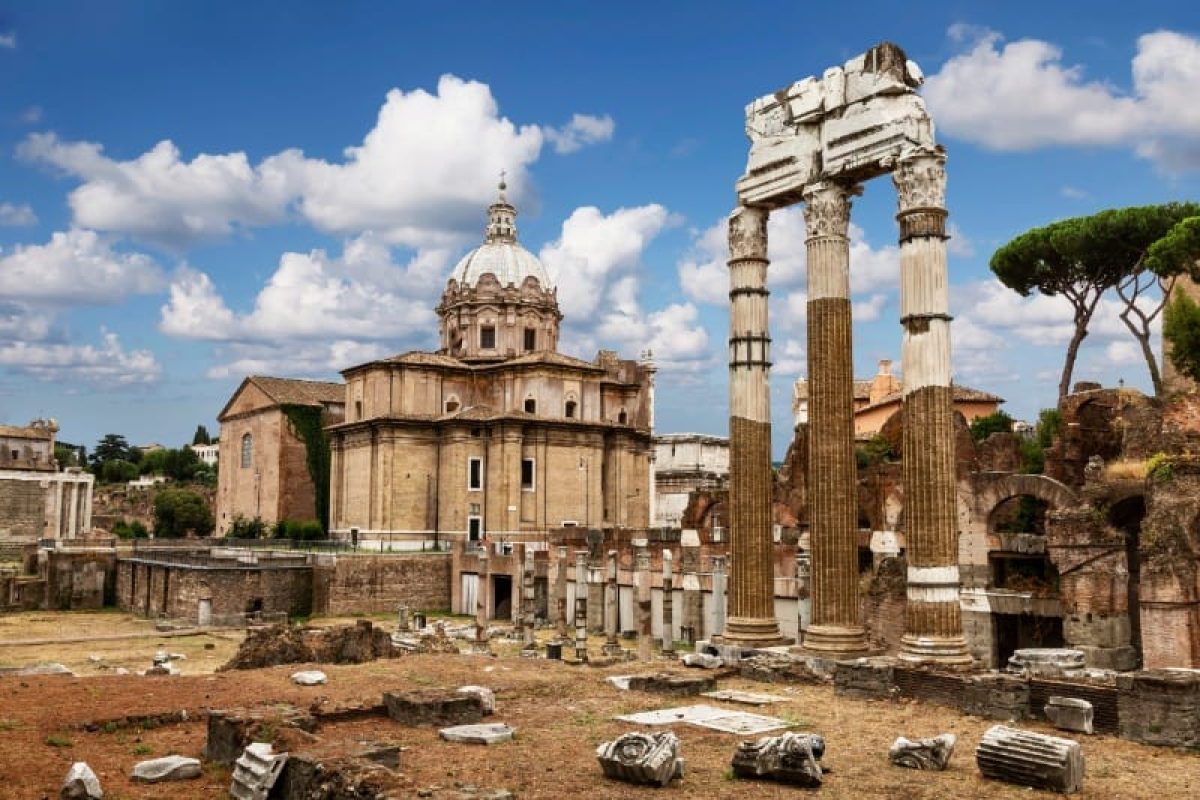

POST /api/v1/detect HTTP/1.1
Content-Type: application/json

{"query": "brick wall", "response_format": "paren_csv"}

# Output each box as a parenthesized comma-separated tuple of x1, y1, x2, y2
(0, 477, 46, 537)
(117, 558, 312, 620)
(45, 550, 115, 610)
(316, 553, 451, 616)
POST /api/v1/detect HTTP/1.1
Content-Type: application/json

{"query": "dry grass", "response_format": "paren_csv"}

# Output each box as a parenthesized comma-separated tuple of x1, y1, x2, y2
(1104, 458, 1149, 482)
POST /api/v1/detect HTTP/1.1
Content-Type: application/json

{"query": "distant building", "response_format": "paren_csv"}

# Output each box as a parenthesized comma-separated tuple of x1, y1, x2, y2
(793, 359, 1004, 440)
(328, 184, 655, 542)
(190, 442, 219, 467)
(216, 376, 346, 535)
(653, 433, 729, 528)
(0, 418, 94, 540)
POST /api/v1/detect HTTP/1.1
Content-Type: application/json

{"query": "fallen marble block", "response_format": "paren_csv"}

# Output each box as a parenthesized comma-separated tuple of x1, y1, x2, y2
(1044, 696, 1094, 735)
(291, 670, 327, 686)
(976, 725, 1083, 793)
(60, 762, 102, 800)
(889, 733, 956, 770)
(681, 652, 723, 669)
(596, 731, 684, 787)
(457, 685, 496, 715)
(131, 755, 202, 783)
(439, 723, 515, 745)
(731, 732, 825, 787)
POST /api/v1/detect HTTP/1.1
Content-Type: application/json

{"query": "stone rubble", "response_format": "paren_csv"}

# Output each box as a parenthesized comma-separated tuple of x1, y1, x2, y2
(596, 731, 684, 787)
(680, 652, 723, 669)
(888, 732, 956, 770)
(60, 762, 102, 800)
(731, 732, 825, 787)
(131, 755, 202, 783)
(439, 723, 516, 745)
(457, 685, 496, 715)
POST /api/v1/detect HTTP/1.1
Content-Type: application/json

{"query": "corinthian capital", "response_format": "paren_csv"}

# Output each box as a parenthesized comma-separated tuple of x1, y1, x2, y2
(893, 150, 947, 212)
(728, 205, 769, 261)
(802, 182, 854, 240)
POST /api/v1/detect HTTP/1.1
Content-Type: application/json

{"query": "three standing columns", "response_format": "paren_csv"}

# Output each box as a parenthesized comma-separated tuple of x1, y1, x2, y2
(723, 206, 786, 647)
(894, 150, 970, 664)
(802, 181, 869, 657)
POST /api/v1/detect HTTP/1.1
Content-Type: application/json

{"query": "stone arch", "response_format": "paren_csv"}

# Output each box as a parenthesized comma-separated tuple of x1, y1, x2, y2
(974, 473, 1078, 521)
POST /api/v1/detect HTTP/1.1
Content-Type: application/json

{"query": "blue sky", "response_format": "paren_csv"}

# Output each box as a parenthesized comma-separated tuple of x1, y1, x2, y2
(1, 1, 1198, 457)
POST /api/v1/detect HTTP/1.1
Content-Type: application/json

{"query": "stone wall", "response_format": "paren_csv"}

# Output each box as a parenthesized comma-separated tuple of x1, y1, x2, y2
(0, 477, 44, 537)
(313, 553, 451, 615)
(44, 549, 115, 610)
(116, 559, 312, 620)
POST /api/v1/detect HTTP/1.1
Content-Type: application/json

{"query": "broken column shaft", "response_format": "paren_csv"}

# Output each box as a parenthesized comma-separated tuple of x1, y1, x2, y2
(636, 545, 652, 661)
(894, 150, 969, 664)
(802, 181, 868, 657)
(723, 205, 786, 647)
(661, 550, 675, 655)
(603, 550, 622, 656)
(574, 550, 589, 662)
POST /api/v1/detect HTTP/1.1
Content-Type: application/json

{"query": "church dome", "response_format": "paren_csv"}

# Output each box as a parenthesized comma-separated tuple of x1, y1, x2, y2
(449, 179, 554, 289)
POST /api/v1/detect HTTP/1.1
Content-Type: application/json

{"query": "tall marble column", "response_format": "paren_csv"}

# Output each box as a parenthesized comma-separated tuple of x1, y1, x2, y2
(894, 149, 971, 664)
(723, 205, 786, 647)
(802, 181, 869, 657)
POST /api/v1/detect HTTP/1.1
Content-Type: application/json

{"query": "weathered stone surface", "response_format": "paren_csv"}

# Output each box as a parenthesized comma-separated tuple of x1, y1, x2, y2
(962, 674, 1030, 721)
(439, 723, 515, 745)
(1044, 696, 1094, 735)
(596, 731, 684, 787)
(889, 733, 956, 770)
(976, 725, 1084, 794)
(131, 755, 202, 783)
(1006, 648, 1086, 678)
(205, 705, 316, 765)
(60, 762, 102, 800)
(385, 689, 484, 727)
(625, 672, 716, 696)
(229, 742, 287, 800)
(290, 670, 326, 686)
(1117, 669, 1200, 748)
(833, 658, 896, 700)
(731, 732, 825, 787)
(457, 685, 495, 715)
(739, 652, 823, 685)
(681, 652, 723, 669)
(702, 689, 786, 706)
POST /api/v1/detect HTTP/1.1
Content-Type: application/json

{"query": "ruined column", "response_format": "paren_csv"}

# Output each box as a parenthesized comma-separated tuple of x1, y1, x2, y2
(802, 180, 869, 657)
(603, 550, 622, 656)
(894, 150, 970, 664)
(574, 550, 588, 662)
(474, 549, 491, 653)
(681, 567, 702, 644)
(635, 546, 652, 661)
(796, 550, 812, 639)
(710, 555, 727, 638)
(661, 550, 675, 656)
(554, 545, 569, 639)
(724, 205, 785, 647)
(521, 545, 537, 654)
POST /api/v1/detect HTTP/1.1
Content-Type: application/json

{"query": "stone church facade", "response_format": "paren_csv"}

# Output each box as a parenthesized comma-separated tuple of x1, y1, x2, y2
(328, 183, 655, 542)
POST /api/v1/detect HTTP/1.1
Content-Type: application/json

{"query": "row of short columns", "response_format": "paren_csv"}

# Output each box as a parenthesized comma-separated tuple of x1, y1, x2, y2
(724, 147, 969, 664)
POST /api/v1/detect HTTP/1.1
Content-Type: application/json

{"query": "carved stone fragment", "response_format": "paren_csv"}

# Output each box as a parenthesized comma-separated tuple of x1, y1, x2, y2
(1044, 696, 1094, 735)
(976, 725, 1084, 794)
(596, 731, 684, 787)
(888, 733, 956, 770)
(730, 732, 825, 787)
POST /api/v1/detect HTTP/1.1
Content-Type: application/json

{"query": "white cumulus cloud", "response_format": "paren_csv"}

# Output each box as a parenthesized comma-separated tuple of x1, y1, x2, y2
(0, 229, 163, 305)
(0, 202, 36, 226)
(0, 328, 160, 385)
(544, 113, 615, 154)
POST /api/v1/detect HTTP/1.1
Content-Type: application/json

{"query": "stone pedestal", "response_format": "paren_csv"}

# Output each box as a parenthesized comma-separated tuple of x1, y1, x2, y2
(723, 205, 786, 648)
(802, 181, 868, 658)
(893, 151, 969, 665)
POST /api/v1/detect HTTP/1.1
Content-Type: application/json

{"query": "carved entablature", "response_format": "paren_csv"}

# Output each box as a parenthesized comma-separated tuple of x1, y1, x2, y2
(737, 41, 935, 209)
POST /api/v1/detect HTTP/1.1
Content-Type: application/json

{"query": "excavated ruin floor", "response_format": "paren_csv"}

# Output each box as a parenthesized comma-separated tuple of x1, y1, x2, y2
(0, 649, 1196, 799)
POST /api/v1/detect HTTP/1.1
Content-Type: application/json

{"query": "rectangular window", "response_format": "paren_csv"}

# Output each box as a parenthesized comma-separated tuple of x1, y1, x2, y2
(523, 327, 536, 351)
(468, 457, 483, 490)
(468, 516, 482, 542)
(521, 457, 535, 491)
(354, 400, 362, 420)
(480, 326, 496, 349)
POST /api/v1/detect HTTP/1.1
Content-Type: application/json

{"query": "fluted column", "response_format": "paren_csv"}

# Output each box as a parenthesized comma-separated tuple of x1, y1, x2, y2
(894, 149, 970, 664)
(803, 181, 869, 657)
(724, 205, 786, 647)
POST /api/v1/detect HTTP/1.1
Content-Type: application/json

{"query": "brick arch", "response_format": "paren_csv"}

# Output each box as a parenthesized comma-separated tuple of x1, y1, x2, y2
(975, 473, 1078, 522)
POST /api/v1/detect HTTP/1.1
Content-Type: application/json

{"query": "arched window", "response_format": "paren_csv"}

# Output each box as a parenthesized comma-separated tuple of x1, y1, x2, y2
(618, 409, 628, 425)
(240, 433, 253, 468)
(565, 400, 577, 418)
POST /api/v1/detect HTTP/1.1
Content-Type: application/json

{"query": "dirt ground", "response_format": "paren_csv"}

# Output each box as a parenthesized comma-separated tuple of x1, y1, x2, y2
(0, 623, 1197, 799)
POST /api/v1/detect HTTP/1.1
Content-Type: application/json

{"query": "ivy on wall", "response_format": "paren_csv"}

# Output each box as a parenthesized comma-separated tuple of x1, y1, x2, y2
(281, 404, 331, 533)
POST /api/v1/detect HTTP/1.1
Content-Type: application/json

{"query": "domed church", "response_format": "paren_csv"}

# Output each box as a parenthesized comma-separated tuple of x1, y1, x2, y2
(328, 182, 656, 542)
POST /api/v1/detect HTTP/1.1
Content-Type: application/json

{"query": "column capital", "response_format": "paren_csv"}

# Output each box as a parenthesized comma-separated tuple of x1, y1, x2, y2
(893, 148, 947, 213)
(801, 181, 856, 240)
(728, 205, 769, 261)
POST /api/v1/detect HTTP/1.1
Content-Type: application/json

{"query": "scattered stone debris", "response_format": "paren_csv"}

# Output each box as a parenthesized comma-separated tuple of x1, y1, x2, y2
(221, 621, 399, 671)
(889, 733, 956, 770)
(976, 725, 1084, 793)
(291, 670, 328, 686)
(384, 689, 485, 727)
(60, 761, 102, 800)
(731, 732, 825, 787)
(0, 663, 75, 677)
(130, 755, 202, 783)
(1044, 696, 1095, 735)
(439, 723, 515, 745)
(624, 672, 716, 696)
(738, 652, 824, 685)
(457, 686, 495, 715)
(702, 689, 786, 706)
(277, 754, 397, 799)
(1005, 648, 1086, 679)
(596, 731, 685, 787)
(616, 704, 792, 734)
(205, 705, 317, 765)
(230, 742, 288, 800)
(680, 652, 723, 669)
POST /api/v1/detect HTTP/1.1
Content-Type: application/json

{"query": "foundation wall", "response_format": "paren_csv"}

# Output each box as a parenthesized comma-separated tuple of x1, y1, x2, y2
(315, 553, 451, 616)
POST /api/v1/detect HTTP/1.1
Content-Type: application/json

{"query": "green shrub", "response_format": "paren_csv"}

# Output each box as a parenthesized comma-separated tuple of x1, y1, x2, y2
(229, 515, 268, 539)
(1146, 452, 1174, 483)
(153, 488, 214, 538)
(112, 520, 150, 539)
